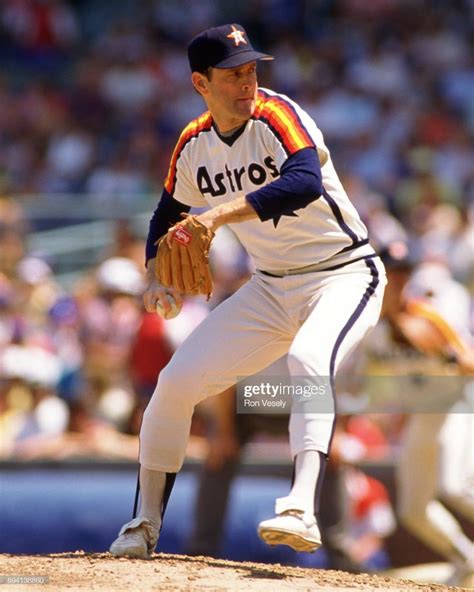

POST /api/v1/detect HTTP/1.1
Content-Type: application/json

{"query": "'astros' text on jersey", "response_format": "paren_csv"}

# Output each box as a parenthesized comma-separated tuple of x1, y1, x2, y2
(164, 88, 373, 272)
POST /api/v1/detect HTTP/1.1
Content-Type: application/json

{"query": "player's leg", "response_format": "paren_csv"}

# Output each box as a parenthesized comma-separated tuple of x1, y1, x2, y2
(110, 276, 290, 557)
(398, 414, 474, 575)
(258, 258, 386, 552)
(140, 277, 290, 473)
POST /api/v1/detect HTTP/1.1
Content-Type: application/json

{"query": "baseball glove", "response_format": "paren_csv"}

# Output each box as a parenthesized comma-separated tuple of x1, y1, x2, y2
(155, 215, 215, 299)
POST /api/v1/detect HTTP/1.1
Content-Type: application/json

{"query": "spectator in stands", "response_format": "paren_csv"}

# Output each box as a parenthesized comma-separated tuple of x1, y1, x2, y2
(77, 258, 144, 420)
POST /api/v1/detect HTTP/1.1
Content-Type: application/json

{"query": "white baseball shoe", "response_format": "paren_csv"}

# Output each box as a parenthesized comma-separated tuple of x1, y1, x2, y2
(109, 517, 159, 559)
(258, 496, 322, 553)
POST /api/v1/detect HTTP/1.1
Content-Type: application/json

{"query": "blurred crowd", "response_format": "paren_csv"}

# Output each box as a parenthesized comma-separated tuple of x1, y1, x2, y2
(0, 0, 472, 211)
(0, 0, 473, 570)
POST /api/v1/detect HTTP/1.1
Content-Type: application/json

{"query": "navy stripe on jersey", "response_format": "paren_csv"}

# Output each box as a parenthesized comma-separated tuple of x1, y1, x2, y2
(337, 238, 370, 254)
(321, 188, 360, 244)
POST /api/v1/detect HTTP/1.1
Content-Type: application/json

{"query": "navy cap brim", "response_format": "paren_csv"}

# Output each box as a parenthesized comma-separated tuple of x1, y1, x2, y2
(213, 50, 273, 69)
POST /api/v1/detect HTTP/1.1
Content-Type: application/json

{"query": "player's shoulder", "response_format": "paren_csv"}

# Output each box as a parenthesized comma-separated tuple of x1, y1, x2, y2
(177, 111, 213, 144)
(167, 111, 213, 175)
(252, 87, 317, 154)
(253, 87, 304, 120)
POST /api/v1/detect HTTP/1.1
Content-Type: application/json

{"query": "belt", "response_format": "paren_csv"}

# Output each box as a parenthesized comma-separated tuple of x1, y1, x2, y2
(258, 262, 327, 278)
(258, 253, 377, 278)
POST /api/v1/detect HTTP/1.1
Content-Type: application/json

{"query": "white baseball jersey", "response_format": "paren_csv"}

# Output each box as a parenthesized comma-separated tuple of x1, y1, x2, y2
(164, 88, 373, 272)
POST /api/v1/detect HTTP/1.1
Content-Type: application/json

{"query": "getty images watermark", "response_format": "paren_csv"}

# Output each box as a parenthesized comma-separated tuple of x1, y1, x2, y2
(236, 374, 474, 414)
(237, 376, 334, 414)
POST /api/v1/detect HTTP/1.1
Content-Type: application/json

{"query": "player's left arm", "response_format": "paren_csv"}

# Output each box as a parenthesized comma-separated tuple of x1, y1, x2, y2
(196, 147, 323, 232)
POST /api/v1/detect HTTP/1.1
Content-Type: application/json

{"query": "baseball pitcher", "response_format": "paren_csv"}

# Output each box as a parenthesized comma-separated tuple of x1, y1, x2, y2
(110, 23, 386, 559)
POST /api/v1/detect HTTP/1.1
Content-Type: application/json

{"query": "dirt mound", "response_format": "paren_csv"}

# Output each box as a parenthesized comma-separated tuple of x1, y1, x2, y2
(0, 552, 465, 591)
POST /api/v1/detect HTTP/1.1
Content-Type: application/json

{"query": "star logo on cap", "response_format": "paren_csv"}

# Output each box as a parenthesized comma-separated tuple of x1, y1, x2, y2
(227, 25, 247, 47)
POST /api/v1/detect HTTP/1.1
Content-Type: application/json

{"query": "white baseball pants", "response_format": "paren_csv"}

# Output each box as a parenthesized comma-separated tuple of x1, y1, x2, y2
(140, 257, 386, 472)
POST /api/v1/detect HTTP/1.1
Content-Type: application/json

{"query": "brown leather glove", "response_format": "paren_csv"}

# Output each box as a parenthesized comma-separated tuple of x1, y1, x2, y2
(155, 215, 214, 299)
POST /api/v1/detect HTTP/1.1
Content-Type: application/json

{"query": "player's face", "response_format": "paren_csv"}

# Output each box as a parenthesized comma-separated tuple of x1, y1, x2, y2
(197, 62, 258, 132)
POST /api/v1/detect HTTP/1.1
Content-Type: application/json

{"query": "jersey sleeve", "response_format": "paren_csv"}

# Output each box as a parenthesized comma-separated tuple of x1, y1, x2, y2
(163, 114, 212, 208)
(246, 148, 323, 222)
(145, 189, 191, 264)
(255, 89, 330, 171)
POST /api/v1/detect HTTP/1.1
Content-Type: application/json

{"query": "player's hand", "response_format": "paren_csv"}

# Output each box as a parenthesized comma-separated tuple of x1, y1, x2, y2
(143, 259, 183, 314)
(165, 213, 217, 246)
(194, 210, 220, 234)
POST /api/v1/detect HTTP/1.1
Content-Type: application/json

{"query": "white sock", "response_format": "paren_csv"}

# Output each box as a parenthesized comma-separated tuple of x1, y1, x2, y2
(138, 467, 166, 529)
(288, 450, 321, 516)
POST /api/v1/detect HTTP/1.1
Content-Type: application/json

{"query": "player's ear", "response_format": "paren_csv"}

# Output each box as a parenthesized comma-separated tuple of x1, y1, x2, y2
(192, 72, 209, 95)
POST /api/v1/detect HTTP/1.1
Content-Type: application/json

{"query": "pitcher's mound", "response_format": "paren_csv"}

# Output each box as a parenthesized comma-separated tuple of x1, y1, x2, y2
(0, 552, 468, 591)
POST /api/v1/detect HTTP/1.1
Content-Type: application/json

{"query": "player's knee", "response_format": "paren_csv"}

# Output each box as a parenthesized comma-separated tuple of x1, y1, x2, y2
(149, 359, 201, 417)
(287, 346, 328, 378)
(164, 355, 202, 392)
(157, 360, 181, 392)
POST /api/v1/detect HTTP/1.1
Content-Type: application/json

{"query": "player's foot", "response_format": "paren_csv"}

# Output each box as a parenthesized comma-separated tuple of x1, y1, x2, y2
(258, 497, 322, 553)
(109, 517, 159, 559)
